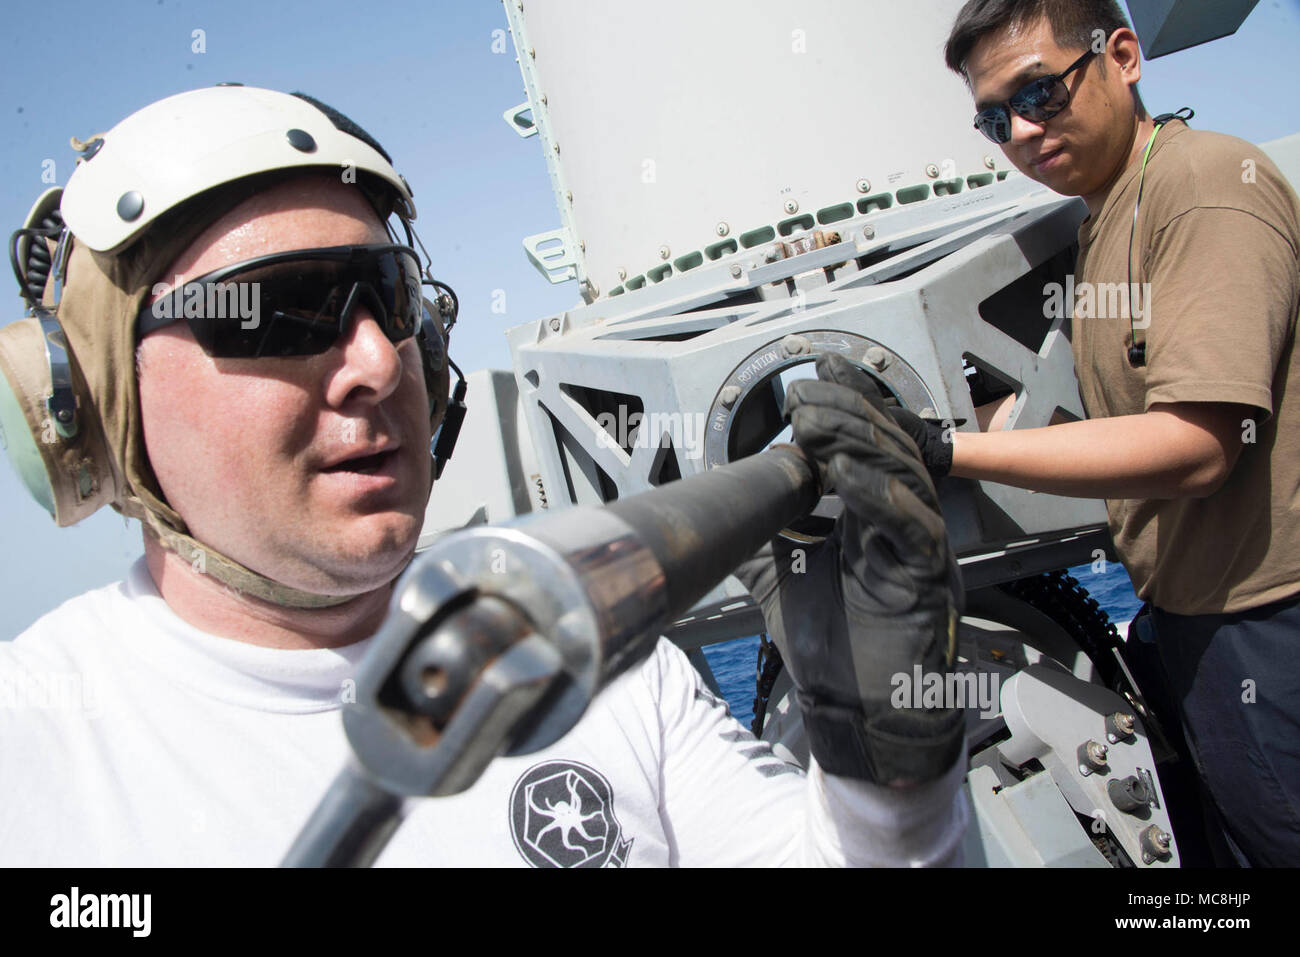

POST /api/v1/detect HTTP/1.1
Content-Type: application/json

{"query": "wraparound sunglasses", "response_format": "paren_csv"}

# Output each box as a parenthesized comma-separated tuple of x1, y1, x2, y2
(137, 244, 436, 359)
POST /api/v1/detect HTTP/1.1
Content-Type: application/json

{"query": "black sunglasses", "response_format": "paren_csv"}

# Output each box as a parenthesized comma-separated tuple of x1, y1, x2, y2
(973, 48, 1097, 145)
(138, 244, 438, 359)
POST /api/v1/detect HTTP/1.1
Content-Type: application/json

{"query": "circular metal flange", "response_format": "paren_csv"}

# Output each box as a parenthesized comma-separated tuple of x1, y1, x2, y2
(703, 329, 936, 472)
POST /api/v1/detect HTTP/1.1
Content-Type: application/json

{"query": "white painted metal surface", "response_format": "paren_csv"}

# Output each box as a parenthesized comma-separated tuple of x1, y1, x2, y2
(508, 0, 1004, 297)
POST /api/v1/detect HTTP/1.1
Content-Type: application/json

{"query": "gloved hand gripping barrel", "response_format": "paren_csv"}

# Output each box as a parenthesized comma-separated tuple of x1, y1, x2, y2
(284, 445, 819, 866)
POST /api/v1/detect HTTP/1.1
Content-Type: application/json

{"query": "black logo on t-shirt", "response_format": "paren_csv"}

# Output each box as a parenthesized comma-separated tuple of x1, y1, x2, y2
(509, 760, 633, 868)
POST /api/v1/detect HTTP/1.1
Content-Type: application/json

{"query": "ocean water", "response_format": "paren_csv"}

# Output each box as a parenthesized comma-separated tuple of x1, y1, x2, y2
(702, 561, 1143, 729)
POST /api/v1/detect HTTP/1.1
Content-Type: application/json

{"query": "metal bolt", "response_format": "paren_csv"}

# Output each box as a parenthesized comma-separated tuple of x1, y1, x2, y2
(984, 155, 996, 169)
(783, 198, 799, 214)
(1087, 741, 1109, 764)
(566, 191, 573, 202)
(781, 334, 811, 356)
(553, 143, 560, 154)
(862, 225, 876, 240)
(925, 164, 940, 178)
(1107, 711, 1137, 745)
(729, 264, 742, 279)
(548, 317, 561, 332)
(865, 346, 889, 370)
(716, 221, 730, 236)
(617, 268, 627, 281)
(719, 385, 742, 407)
(540, 94, 547, 105)
(529, 48, 536, 58)
(579, 240, 586, 253)
(856, 178, 871, 193)
(1139, 824, 1172, 864)
(658, 245, 670, 260)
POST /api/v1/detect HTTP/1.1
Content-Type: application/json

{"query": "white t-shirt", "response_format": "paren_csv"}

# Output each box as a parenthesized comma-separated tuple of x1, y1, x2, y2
(0, 560, 968, 867)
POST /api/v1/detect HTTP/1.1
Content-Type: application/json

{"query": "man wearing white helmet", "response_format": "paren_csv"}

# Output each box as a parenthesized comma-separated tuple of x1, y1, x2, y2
(0, 86, 969, 866)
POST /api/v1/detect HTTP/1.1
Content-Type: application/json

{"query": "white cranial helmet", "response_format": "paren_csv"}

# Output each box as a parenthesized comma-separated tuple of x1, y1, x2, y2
(61, 84, 416, 252)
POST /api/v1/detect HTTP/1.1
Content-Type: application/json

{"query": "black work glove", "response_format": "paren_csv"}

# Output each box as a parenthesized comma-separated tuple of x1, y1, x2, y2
(882, 404, 953, 481)
(735, 353, 964, 787)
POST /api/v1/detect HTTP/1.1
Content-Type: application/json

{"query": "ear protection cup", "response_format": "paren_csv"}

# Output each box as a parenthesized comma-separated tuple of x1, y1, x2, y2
(0, 320, 60, 517)
(0, 317, 118, 524)
(2, 187, 119, 524)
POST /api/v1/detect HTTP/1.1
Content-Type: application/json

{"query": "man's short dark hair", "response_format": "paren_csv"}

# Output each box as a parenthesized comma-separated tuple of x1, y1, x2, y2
(944, 0, 1132, 78)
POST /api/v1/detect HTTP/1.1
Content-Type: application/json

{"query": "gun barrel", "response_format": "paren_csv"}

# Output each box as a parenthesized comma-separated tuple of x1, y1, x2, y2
(606, 444, 818, 621)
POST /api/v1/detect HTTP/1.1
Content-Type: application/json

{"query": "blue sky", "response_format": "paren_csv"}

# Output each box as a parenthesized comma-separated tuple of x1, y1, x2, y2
(2, 0, 1298, 637)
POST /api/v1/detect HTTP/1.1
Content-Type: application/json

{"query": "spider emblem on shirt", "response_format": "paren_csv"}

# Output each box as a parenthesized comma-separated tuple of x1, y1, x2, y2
(509, 760, 633, 868)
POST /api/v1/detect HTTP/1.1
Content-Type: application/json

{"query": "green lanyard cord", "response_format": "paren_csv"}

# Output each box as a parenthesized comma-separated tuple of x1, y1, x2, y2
(1126, 107, 1194, 367)
(1126, 123, 1163, 366)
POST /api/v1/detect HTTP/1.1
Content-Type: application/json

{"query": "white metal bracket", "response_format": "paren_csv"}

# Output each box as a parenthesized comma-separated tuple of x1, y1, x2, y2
(502, 102, 538, 138)
(522, 226, 580, 284)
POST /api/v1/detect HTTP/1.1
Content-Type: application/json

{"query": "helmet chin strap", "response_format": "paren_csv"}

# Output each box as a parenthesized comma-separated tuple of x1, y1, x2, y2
(139, 507, 363, 610)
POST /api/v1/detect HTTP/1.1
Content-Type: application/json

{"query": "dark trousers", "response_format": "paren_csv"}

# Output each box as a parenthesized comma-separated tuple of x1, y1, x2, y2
(1131, 594, 1300, 867)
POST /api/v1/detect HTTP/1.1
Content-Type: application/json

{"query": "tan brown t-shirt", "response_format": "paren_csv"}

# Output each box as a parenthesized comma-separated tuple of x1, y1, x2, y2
(1072, 120, 1300, 614)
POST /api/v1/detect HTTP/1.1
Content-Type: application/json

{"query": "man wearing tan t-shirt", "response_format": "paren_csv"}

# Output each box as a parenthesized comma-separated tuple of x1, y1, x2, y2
(891, 0, 1300, 865)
